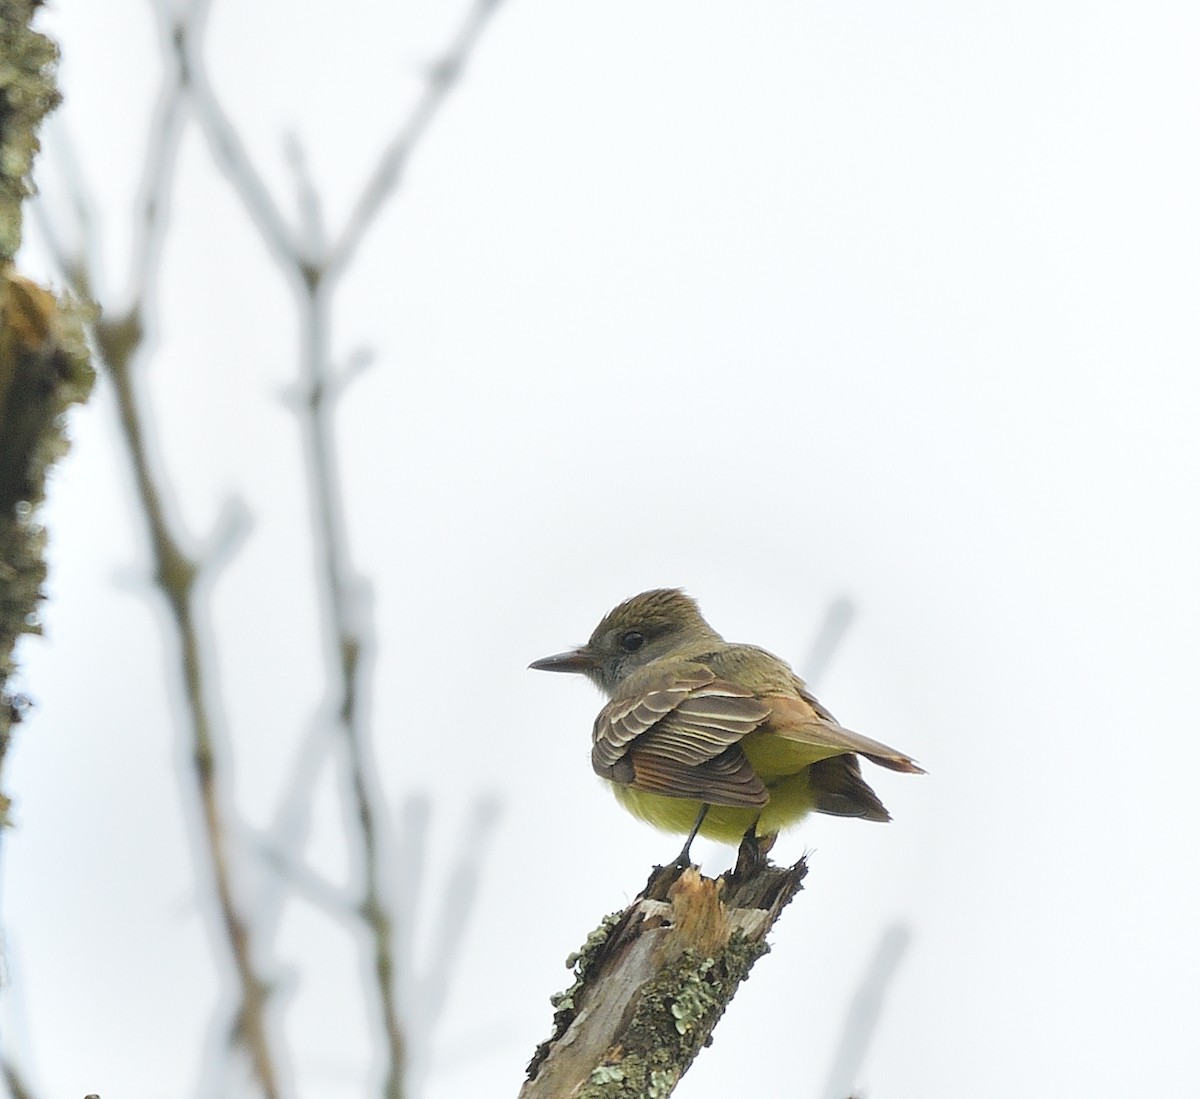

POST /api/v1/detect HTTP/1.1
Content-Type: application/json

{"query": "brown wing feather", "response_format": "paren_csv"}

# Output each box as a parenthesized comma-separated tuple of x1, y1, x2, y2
(762, 695, 925, 774)
(592, 673, 773, 805)
(629, 745, 768, 808)
(592, 669, 715, 770)
(635, 690, 771, 765)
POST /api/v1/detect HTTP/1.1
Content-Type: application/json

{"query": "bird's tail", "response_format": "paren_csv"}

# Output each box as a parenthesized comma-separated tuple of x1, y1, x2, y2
(807, 754, 892, 822)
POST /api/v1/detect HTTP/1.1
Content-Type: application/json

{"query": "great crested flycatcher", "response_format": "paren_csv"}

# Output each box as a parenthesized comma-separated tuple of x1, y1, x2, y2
(531, 588, 922, 861)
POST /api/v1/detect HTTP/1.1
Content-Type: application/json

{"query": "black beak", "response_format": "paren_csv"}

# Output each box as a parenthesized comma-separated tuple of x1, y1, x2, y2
(528, 647, 595, 674)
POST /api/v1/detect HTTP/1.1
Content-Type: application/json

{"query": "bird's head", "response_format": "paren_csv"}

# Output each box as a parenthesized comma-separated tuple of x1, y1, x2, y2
(529, 588, 722, 695)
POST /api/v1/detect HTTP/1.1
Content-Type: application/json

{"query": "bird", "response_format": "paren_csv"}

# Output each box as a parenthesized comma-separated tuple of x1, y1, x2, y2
(530, 588, 923, 867)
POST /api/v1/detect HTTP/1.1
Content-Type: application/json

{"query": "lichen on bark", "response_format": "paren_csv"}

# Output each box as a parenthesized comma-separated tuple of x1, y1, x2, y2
(0, 0, 95, 824)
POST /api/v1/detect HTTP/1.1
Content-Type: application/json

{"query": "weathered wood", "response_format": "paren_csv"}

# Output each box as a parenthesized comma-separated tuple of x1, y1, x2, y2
(521, 855, 808, 1099)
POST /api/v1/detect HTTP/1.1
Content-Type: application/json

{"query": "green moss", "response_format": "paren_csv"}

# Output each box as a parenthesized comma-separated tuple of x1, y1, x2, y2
(526, 909, 625, 1079)
(0, 2, 95, 824)
(669, 956, 718, 1034)
(550, 909, 623, 1014)
(0, 0, 61, 261)
(574, 932, 771, 1098)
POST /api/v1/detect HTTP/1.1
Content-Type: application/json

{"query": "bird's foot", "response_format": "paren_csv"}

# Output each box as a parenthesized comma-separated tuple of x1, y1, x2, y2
(671, 838, 697, 869)
(730, 826, 776, 881)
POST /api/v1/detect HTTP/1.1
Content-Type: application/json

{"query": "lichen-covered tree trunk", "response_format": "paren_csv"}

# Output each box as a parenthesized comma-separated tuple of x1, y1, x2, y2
(521, 858, 807, 1098)
(0, 0, 94, 824)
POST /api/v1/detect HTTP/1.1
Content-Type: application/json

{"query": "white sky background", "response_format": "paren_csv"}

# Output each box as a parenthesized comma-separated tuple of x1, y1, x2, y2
(5, 1, 1200, 1097)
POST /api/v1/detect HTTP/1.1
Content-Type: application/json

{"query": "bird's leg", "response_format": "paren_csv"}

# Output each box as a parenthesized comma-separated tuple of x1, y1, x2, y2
(673, 804, 710, 867)
(732, 820, 776, 879)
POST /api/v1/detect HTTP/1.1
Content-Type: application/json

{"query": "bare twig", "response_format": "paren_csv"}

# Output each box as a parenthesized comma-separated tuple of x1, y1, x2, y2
(820, 924, 911, 1099)
(254, 837, 355, 919)
(169, 0, 300, 275)
(177, 5, 509, 1096)
(406, 795, 502, 1094)
(327, 0, 506, 280)
(90, 319, 282, 1099)
(419, 794, 502, 1027)
(393, 792, 431, 1006)
(252, 716, 337, 925)
(282, 132, 327, 261)
(1, 1055, 37, 1099)
(802, 595, 855, 687)
(35, 3, 508, 1095)
(33, 123, 101, 294)
(296, 268, 410, 1098)
(34, 1, 287, 1092)
(124, 2, 192, 311)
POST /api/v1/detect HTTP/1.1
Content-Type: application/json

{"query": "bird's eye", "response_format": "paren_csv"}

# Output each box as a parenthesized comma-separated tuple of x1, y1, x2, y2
(619, 631, 645, 653)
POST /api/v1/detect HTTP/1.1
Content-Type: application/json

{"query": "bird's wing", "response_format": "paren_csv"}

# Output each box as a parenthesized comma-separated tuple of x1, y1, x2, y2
(762, 694, 925, 774)
(627, 744, 768, 807)
(592, 670, 772, 807)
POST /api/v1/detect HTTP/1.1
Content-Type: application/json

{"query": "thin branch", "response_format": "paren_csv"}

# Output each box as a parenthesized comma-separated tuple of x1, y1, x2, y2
(27, 196, 78, 294)
(820, 924, 912, 1099)
(1, 1056, 37, 1099)
(180, 9, 510, 1099)
(334, 345, 376, 395)
(326, 0, 506, 279)
(253, 836, 356, 919)
(32, 122, 102, 297)
(55, 125, 100, 276)
(197, 496, 253, 578)
(282, 132, 327, 261)
(123, 6, 192, 312)
(172, 6, 301, 274)
(393, 793, 431, 1006)
(293, 271, 408, 1097)
(253, 717, 338, 928)
(91, 320, 282, 1099)
(802, 595, 855, 688)
(172, 6, 510, 1096)
(406, 795, 501, 1094)
(418, 794, 502, 1028)
(30, 2, 288, 1094)
(35, 2, 512, 1096)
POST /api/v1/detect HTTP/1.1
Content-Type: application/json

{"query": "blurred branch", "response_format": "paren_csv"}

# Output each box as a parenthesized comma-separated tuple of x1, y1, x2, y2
(252, 716, 336, 927)
(820, 924, 911, 1099)
(520, 859, 808, 1098)
(801, 600, 908, 1099)
(124, 2, 192, 311)
(393, 793, 431, 1003)
(282, 132, 327, 261)
(167, 0, 299, 274)
(406, 794, 502, 1093)
(295, 260, 411, 1099)
(327, 0, 505, 280)
(801, 595, 855, 689)
(1, 1055, 37, 1099)
(254, 837, 355, 919)
(31, 123, 100, 296)
(418, 794, 502, 1025)
(176, 5, 510, 1098)
(92, 298, 283, 1099)
(34, 0, 286, 1093)
(29, 2, 509, 1095)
